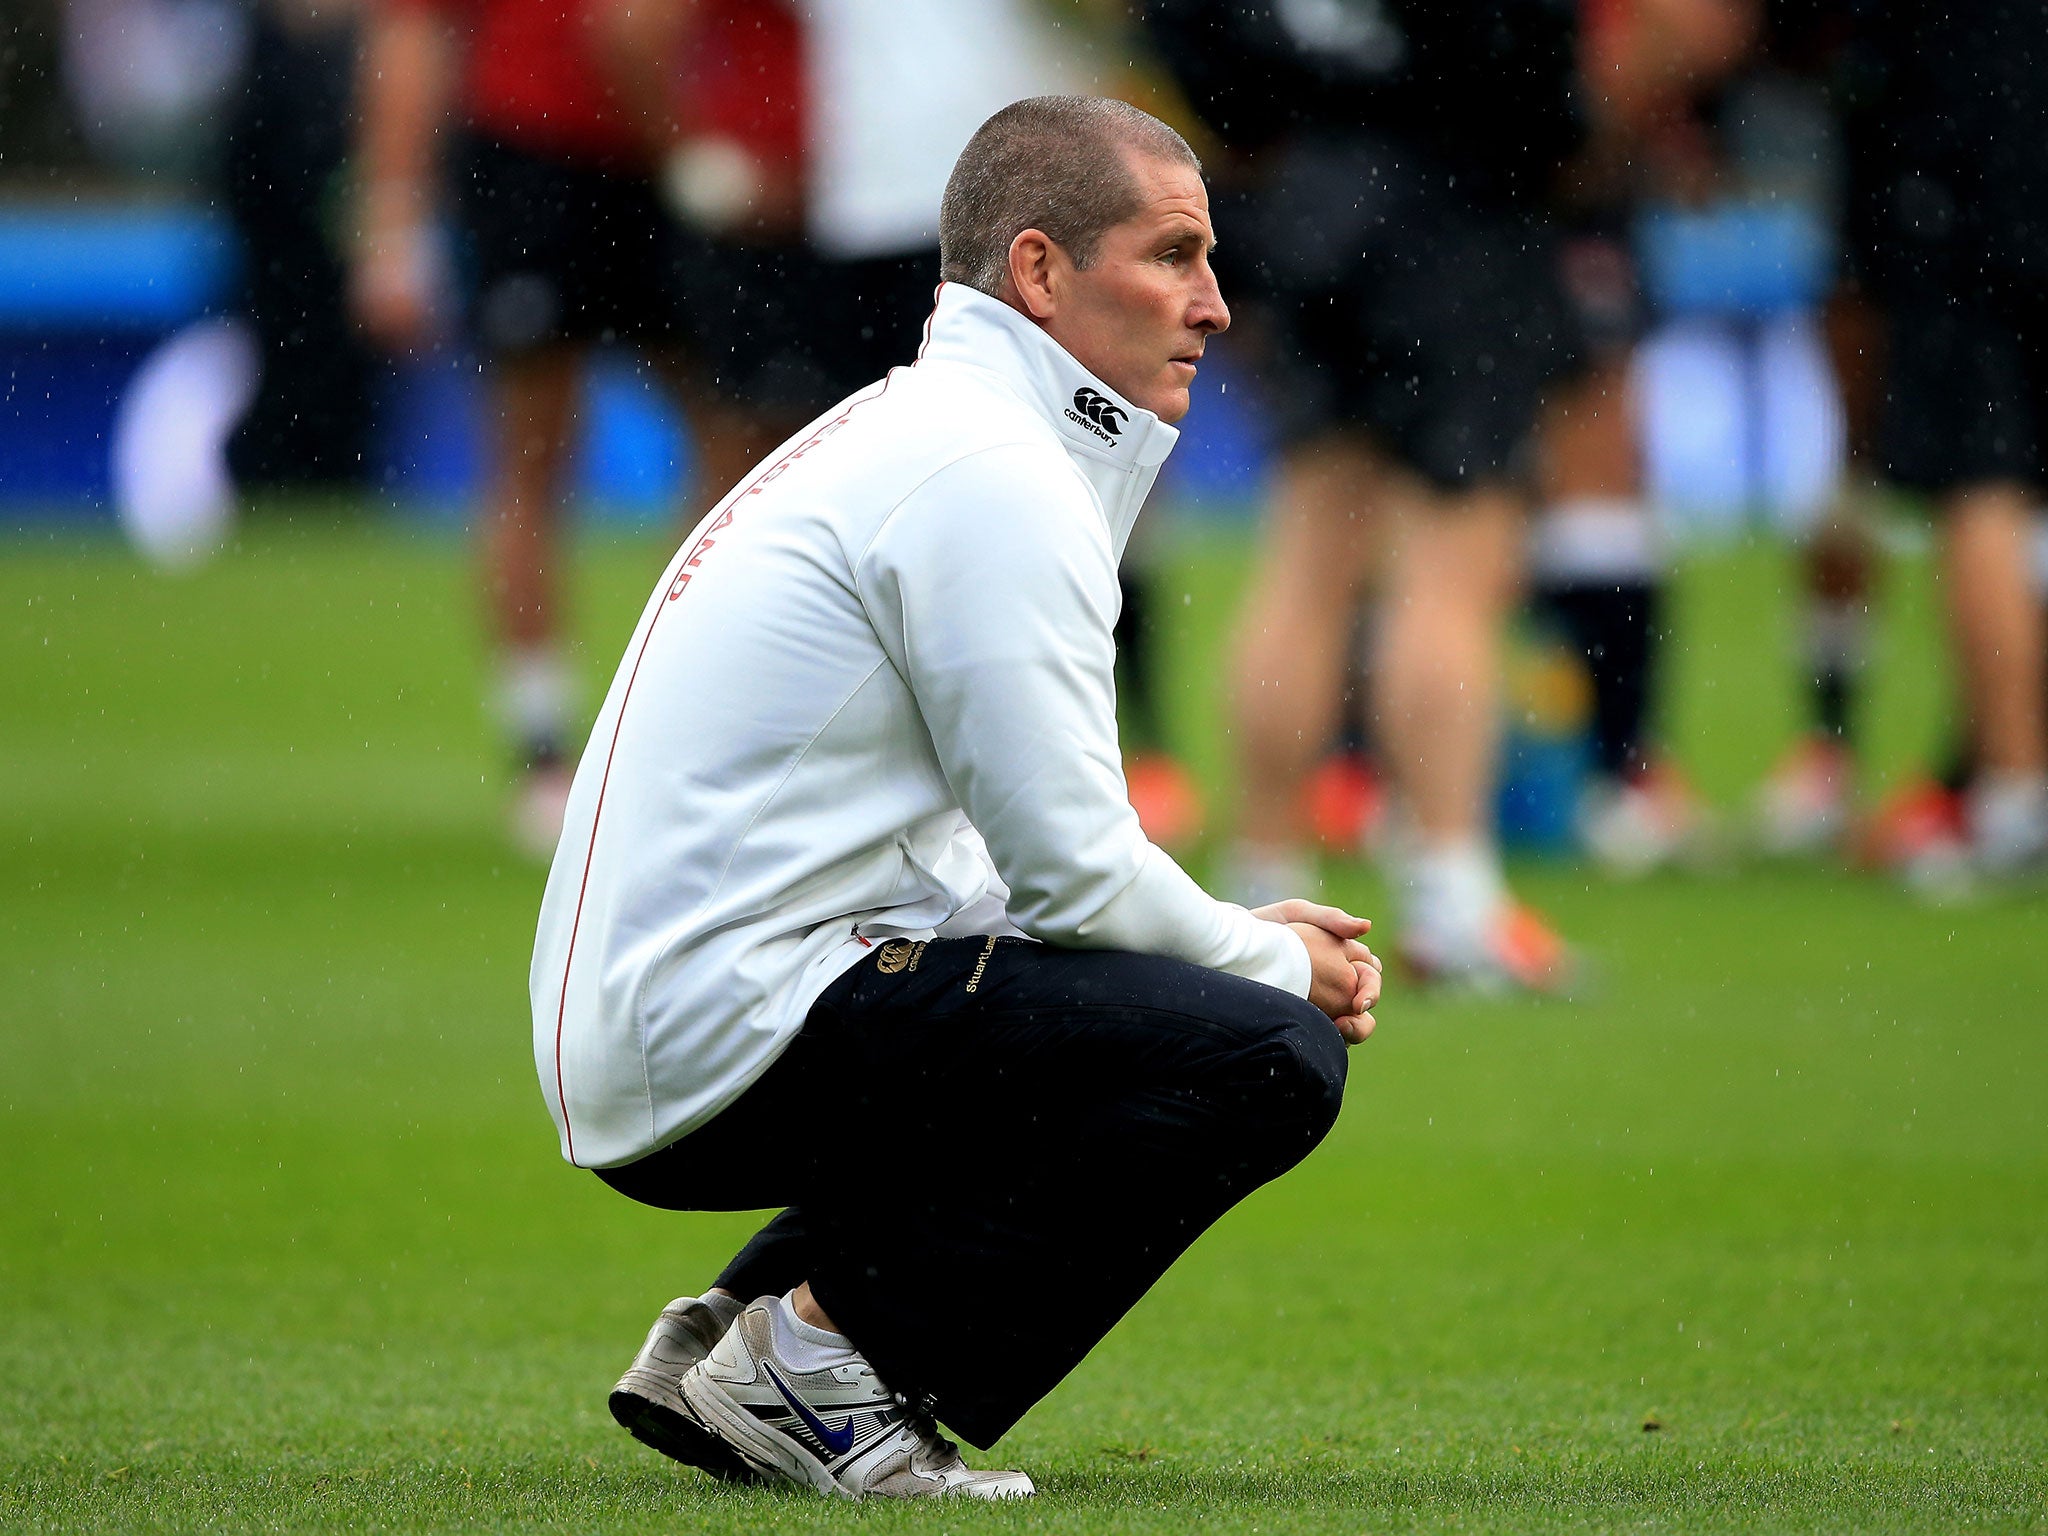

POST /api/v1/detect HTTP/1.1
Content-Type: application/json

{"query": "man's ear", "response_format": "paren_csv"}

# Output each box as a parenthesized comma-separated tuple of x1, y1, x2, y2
(1002, 229, 1060, 320)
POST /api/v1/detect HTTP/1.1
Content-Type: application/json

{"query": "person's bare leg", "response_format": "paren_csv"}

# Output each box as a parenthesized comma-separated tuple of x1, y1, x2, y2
(483, 347, 580, 655)
(1942, 481, 2048, 871)
(1376, 482, 1523, 844)
(1801, 511, 1876, 742)
(1749, 288, 1877, 853)
(650, 351, 794, 525)
(790, 1281, 839, 1333)
(1227, 435, 1382, 878)
(1809, 288, 1885, 729)
(1374, 479, 1578, 983)
(1945, 481, 2047, 778)
(1748, 507, 1877, 855)
(481, 348, 582, 852)
(1797, 290, 1878, 768)
(689, 398, 788, 517)
(1539, 356, 1640, 505)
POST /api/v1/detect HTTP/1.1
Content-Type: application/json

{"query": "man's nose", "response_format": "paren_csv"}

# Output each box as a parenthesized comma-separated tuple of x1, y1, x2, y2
(1191, 270, 1230, 335)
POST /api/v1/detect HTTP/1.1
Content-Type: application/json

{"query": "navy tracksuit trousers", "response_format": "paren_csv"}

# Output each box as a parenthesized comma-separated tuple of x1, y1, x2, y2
(598, 935, 1347, 1448)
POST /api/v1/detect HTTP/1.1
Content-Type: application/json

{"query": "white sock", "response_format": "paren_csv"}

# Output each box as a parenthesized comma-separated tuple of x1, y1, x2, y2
(1402, 837, 1507, 955)
(1806, 599, 1869, 676)
(1529, 497, 1660, 585)
(1969, 773, 2048, 873)
(770, 1293, 859, 1373)
(497, 645, 576, 755)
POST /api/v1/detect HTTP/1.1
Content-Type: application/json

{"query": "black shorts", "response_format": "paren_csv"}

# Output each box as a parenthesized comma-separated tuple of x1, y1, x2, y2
(1881, 276, 2048, 497)
(454, 131, 831, 415)
(1556, 204, 1645, 359)
(687, 245, 938, 415)
(679, 239, 844, 417)
(805, 247, 942, 402)
(1227, 131, 1580, 490)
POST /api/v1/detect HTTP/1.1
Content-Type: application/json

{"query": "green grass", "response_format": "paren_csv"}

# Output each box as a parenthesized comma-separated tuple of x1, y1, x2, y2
(3, 513, 2043, 1532)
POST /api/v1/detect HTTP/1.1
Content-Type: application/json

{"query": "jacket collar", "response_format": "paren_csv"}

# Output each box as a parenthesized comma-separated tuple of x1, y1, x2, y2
(914, 282, 1179, 474)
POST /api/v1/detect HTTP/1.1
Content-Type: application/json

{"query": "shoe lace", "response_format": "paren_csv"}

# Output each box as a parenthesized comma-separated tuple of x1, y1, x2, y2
(897, 1400, 959, 1466)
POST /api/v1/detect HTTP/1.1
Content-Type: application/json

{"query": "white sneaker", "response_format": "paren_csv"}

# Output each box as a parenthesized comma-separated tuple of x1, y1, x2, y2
(609, 1295, 762, 1483)
(1754, 737, 1852, 856)
(1970, 773, 2048, 878)
(1577, 764, 1710, 878)
(680, 1300, 1035, 1501)
(1399, 896, 1581, 998)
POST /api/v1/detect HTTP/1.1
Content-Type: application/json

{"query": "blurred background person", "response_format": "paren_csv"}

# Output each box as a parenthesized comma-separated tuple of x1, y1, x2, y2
(1733, 0, 2048, 892)
(45, 0, 270, 565)
(1530, 0, 1776, 879)
(1840, 0, 2048, 880)
(800, 0, 1211, 852)
(1734, 10, 1887, 866)
(1145, 0, 1593, 991)
(798, 0, 1095, 393)
(1564, 0, 1875, 872)
(1632, 0, 2048, 888)
(350, 0, 814, 854)
(225, 0, 379, 494)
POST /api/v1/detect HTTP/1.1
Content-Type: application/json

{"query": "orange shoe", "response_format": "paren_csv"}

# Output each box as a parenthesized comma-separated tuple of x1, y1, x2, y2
(1125, 751, 1205, 850)
(1400, 899, 1581, 998)
(1857, 775, 1970, 894)
(1304, 751, 1387, 854)
(1754, 736, 1853, 856)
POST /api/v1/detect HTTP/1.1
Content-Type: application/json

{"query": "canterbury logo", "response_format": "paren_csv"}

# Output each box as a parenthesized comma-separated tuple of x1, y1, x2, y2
(876, 939, 924, 975)
(1071, 387, 1127, 436)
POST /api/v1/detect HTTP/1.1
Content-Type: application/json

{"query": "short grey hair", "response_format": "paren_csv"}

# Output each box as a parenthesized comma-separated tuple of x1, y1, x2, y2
(939, 96, 1202, 298)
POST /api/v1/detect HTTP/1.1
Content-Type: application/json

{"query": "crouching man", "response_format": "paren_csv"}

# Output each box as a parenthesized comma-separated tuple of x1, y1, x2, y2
(530, 95, 1382, 1501)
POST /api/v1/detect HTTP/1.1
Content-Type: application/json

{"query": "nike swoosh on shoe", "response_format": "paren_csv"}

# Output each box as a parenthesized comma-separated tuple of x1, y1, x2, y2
(762, 1360, 858, 1457)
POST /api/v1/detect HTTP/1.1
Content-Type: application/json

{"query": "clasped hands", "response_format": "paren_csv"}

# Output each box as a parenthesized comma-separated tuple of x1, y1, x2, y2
(1254, 899, 1382, 1044)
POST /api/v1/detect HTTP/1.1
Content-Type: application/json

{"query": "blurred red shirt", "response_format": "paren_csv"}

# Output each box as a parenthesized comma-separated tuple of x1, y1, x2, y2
(386, 0, 801, 172)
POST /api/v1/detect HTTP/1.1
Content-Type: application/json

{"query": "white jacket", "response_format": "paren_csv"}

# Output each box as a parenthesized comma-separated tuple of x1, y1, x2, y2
(530, 282, 1312, 1168)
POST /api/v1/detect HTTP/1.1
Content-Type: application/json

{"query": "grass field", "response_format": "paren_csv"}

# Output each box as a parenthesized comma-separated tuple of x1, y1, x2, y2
(3, 513, 2043, 1533)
